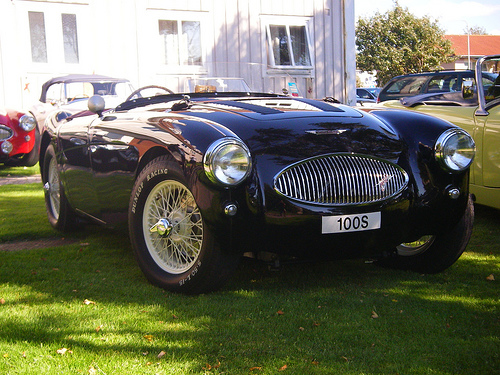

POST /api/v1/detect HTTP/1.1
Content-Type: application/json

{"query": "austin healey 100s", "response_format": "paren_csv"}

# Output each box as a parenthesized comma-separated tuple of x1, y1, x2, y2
(38, 83, 475, 293)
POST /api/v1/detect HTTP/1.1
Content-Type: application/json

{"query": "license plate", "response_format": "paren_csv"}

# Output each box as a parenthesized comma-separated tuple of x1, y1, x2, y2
(322, 212, 381, 234)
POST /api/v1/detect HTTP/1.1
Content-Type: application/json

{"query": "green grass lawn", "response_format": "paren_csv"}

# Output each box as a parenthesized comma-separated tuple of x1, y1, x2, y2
(0, 181, 498, 374)
(0, 164, 40, 177)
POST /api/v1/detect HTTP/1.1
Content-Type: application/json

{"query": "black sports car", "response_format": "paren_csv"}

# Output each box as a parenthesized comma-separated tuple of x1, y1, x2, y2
(39, 83, 475, 294)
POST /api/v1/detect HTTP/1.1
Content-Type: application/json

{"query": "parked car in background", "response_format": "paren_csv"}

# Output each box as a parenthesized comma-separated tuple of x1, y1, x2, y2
(377, 70, 497, 103)
(379, 54, 500, 210)
(29, 74, 134, 133)
(39, 77, 475, 294)
(356, 94, 377, 106)
(0, 108, 38, 167)
(356, 87, 381, 101)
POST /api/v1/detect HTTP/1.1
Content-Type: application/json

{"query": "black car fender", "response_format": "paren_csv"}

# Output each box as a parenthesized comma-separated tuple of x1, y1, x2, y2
(367, 109, 470, 229)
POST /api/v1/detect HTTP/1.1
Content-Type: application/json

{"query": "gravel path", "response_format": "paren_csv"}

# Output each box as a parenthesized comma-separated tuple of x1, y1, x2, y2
(0, 174, 42, 185)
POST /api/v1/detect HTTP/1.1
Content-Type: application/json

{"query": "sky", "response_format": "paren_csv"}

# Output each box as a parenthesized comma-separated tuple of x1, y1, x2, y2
(354, 0, 500, 35)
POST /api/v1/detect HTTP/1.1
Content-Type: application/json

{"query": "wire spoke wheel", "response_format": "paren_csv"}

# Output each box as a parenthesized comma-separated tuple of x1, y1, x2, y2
(143, 180, 203, 274)
(396, 235, 435, 256)
(47, 154, 61, 220)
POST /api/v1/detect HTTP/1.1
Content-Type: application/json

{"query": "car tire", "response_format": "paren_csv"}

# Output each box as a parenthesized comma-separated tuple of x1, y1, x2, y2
(378, 195, 474, 273)
(21, 128, 40, 167)
(128, 156, 240, 294)
(42, 144, 79, 231)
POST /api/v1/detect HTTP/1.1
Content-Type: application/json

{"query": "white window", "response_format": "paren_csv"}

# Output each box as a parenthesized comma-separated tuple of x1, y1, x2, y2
(266, 22, 313, 68)
(62, 13, 79, 64)
(28, 11, 80, 64)
(158, 19, 202, 66)
(28, 11, 48, 63)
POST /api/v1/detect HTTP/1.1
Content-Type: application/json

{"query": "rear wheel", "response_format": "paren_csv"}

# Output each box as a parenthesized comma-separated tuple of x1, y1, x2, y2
(128, 156, 239, 294)
(42, 145, 78, 231)
(378, 196, 474, 273)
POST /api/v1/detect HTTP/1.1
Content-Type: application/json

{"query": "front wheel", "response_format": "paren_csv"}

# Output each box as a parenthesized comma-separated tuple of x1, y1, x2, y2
(41, 145, 79, 231)
(378, 196, 474, 274)
(128, 156, 239, 294)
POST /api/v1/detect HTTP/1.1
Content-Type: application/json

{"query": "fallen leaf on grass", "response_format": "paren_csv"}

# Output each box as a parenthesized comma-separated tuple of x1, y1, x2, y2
(371, 311, 379, 319)
(486, 274, 495, 281)
(143, 335, 153, 342)
(56, 348, 73, 355)
(83, 299, 96, 305)
(0, 298, 5, 304)
(249, 367, 262, 371)
(157, 351, 166, 359)
(279, 364, 288, 371)
(277, 310, 285, 315)
(203, 361, 221, 370)
(95, 325, 103, 332)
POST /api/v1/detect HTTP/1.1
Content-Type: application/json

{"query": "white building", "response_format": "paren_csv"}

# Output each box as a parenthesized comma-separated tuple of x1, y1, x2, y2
(0, 0, 356, 109)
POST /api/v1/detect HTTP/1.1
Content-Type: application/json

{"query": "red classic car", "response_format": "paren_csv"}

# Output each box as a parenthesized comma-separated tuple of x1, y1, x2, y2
(0, 108, 38, 167)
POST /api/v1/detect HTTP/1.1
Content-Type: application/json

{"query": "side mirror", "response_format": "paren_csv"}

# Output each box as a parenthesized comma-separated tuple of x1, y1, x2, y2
(462, 79, 474, 99)
(88, 95, 105, 116)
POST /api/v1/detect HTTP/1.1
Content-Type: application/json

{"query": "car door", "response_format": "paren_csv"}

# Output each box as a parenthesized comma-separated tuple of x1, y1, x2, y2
(476, 105, 500, 188)
(88, 113, 140, 215)
(56, 114, 101, 216)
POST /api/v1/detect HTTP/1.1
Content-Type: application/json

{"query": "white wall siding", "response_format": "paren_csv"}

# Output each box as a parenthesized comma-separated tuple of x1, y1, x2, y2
(0, 0, 355, 109)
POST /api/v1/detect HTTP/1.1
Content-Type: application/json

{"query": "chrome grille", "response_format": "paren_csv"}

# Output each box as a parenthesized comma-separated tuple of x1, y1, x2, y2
(0, 125, 13, 141)
(274, 154, 408, 206)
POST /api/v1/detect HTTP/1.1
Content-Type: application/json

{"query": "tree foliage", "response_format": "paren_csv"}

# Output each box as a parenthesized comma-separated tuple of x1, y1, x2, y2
(356, 2, 455, 86)
(467, 26, 488, 35)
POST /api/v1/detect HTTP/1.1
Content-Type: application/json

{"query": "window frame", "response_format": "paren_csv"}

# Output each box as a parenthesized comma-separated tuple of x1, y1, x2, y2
(144, 10, 209, 76)
(28, 11, 48, 63)
(21, 2, 89, 72)
(61, 13, 80, 64)
(263, 16, 314, 71)
(158, 18, 203, 67)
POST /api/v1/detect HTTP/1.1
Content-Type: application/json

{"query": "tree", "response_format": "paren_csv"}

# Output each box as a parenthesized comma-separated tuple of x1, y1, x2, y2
(466, 26, 488, 35)
(355, 2, 455, 86)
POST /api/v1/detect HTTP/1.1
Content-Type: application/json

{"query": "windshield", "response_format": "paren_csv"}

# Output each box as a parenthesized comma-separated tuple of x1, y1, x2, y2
(185, 77, 252, 93)
(65, 81, 134, 100)
(481, 58, 499, 105)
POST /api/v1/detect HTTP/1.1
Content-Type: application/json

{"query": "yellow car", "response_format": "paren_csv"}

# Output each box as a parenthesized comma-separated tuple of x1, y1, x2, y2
(379, 54, 500, 210)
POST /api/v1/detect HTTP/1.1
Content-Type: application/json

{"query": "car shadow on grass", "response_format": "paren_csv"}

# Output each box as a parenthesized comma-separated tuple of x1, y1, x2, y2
(0, 205, 498, 374)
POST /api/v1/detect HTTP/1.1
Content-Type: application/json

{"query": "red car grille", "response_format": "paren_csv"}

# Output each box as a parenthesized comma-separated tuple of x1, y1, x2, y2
(0, 125, 13, 141)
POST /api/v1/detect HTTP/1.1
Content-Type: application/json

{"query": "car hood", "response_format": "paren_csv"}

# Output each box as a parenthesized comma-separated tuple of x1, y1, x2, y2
(171, 98, 403, 164)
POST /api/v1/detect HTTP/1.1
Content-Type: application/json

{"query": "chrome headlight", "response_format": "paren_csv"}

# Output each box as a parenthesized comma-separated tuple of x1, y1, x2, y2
(1, 140, 13, 154)
(19, 114, 37, 132)
(204, 137, 252, 185)
(435, 128, 475, 172)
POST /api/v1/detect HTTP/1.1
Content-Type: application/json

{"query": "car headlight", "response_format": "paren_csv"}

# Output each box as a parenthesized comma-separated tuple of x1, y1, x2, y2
(1, 140, 13, 154)
(435, 128, 475, 172)
(19, 115, 37, 132)
(204, 137, 252, 185)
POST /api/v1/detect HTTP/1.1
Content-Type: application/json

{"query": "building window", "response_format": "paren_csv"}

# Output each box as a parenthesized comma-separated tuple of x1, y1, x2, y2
(159, 19, 202, 66)
(266, 24, 312, 68)
(62, 13, 79, 64)
(28, 11, 48, 63)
